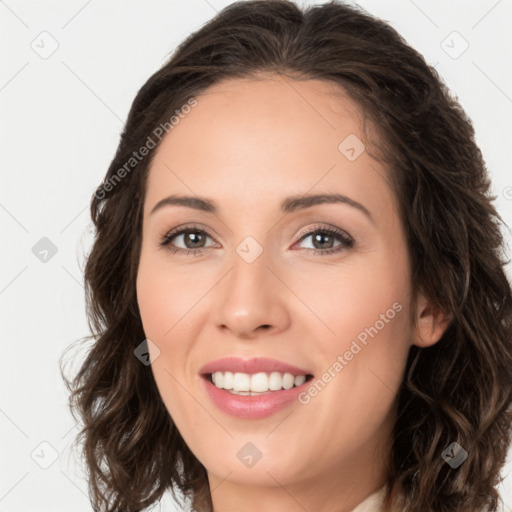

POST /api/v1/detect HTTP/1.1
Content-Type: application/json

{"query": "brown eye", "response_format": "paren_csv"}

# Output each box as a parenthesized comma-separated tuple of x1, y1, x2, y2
(159, 224, 217, 255)
(295, 226, 354, 256)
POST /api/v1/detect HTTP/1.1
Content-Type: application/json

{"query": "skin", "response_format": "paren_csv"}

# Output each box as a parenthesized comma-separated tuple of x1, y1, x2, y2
(136, 73, 451, 512)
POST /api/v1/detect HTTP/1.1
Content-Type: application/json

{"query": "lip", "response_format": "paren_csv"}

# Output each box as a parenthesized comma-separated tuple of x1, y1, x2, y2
(202, 375, 312, 419)
(199, 356, 312, 376)
(199, 357, 314, 420)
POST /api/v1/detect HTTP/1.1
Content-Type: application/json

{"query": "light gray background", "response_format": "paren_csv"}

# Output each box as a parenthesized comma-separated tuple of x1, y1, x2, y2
(1, 1, 511, 511)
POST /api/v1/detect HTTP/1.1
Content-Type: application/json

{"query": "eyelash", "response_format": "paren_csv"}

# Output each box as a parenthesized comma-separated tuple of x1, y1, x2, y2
(158, 223, 354, 257)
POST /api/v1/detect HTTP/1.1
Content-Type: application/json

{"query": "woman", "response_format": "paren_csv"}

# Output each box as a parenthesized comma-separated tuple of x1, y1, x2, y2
(61, 1, 512, 511)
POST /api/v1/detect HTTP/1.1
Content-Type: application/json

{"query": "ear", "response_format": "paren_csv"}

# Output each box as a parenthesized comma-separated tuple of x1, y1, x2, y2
(412, 293, 453, 348)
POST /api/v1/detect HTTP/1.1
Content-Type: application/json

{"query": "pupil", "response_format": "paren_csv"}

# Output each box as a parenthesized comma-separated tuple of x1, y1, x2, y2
(187, 231, 204, 248)
(314, 233, 332, 249)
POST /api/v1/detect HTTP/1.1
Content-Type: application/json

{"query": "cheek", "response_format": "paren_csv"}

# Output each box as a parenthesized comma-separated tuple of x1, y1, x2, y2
(135, 252, 203, 412)
(136, 249, 194, 340)
(291, 257, 410, 351)
(303, 244, 412, 404)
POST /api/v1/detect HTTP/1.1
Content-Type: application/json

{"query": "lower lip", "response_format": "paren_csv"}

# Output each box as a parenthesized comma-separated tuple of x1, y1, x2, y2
(202, 375, 312, 419)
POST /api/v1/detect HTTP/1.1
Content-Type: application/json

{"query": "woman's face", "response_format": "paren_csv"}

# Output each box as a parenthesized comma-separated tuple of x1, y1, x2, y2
(136, 74, 445, 501)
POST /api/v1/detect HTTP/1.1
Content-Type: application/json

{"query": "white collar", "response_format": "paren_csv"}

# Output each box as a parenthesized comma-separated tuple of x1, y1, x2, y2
(350, 485, 387, 512)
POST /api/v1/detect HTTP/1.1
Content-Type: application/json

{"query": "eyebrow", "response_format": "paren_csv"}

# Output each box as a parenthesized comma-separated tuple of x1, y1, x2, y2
(150, 193, 375, 224)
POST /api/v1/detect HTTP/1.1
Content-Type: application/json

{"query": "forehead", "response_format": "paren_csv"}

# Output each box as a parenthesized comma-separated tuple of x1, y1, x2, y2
(182, 73, 366, 145)
(194, 73, 362, 116)
(144, 74, 395, 222)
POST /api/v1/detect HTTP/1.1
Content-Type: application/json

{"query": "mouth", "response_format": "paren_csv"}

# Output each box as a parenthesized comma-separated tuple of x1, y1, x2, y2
(202, 371, 315, 396)
(199, 356, 315, 418)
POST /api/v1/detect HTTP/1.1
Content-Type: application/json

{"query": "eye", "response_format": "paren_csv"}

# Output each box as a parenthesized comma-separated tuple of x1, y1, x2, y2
(294, 224, 354, 256)
(158, 223, 354, 257)
(158, 224, 217, 256)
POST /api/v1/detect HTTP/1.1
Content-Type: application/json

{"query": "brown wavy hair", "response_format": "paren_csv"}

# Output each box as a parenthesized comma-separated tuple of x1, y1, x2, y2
(59, 1, 512, 511)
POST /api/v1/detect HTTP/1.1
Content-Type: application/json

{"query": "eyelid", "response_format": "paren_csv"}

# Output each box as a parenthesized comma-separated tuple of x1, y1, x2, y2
(294, 223, 353, 244)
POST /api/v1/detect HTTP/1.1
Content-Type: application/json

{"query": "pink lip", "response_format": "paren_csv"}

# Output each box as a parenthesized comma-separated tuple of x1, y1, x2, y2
(199, 357, 314, 420)
(199, 356, 312, 376)
(201, 376, 312, 419)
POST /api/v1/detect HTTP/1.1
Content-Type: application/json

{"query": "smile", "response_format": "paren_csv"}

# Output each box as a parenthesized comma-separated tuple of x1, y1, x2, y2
(210, 371, 310, 394)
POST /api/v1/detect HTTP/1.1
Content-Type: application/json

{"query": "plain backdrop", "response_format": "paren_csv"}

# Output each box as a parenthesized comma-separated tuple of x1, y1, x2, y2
(1, 1, 511, 511)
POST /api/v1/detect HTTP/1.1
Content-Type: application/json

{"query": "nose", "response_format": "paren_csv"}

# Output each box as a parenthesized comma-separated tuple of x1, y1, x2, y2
(213, 249, 290, 340)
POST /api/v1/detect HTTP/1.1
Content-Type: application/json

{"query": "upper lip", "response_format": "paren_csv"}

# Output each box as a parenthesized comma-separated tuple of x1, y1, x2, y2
(200, 357, 313, 376)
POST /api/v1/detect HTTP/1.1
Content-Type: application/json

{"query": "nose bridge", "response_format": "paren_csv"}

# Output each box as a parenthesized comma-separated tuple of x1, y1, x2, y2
(226, 239, 272, 313)
(223, 216, 273, 297)
(213, 236, 288, 337)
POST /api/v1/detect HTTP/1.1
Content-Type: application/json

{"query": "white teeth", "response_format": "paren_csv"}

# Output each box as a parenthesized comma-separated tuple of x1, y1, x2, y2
(212, 372, 223, 388)
(283, 373, 295, 390)
(294, 375, 306, 386)
(268, 371, 283, 390)
(233, 372, 250, 391)
(251, 372, 268, 392)
(211, 371, 308, 393)
(223, 371, 234, 389)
